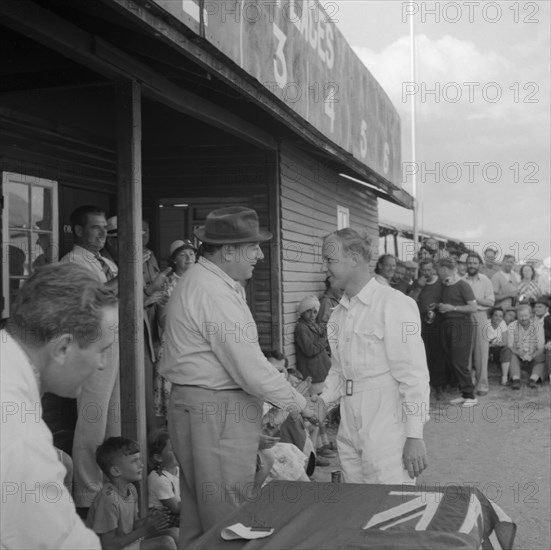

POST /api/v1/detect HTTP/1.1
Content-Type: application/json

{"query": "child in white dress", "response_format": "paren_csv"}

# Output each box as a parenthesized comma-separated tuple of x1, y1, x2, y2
(147, 430, 181, 528)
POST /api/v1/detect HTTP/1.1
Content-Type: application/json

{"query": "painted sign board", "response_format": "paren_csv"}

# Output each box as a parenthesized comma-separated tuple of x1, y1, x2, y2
(151, 0, 401, 186)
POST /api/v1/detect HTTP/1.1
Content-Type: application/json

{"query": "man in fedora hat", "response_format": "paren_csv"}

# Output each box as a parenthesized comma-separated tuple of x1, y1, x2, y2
(160, 206, 319, 547)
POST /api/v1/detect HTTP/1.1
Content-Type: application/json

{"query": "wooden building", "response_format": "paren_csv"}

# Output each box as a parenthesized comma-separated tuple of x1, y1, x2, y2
(1, 0, 413, 473)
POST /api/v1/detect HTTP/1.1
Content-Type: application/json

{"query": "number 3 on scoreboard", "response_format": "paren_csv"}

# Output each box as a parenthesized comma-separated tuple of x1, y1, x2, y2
(273, 23, 288, 89)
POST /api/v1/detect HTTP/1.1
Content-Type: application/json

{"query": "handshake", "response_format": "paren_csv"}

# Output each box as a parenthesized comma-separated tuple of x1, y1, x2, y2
(301, 394, 328, 425)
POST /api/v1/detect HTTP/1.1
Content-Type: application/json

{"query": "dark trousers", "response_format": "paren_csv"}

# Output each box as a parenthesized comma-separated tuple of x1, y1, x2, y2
(421, 319, 448, 387)
(440, 316, 475, 398)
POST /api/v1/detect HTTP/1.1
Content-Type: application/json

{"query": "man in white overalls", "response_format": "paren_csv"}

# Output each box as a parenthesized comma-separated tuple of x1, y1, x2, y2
(317, 228, 430, 484)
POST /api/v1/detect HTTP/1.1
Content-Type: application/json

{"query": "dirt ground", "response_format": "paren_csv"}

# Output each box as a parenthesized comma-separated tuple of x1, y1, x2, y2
(313, 364, 551, 550)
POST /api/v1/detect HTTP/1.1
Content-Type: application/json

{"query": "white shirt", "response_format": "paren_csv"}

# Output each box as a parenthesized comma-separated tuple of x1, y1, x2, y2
(465, 273, 495, 311)
(160, 258, 307, 411)
(483, 320, 508, 345)
(59, 245, 118, 283)
(0, 330, 101, 550)
(148, 469, 180, 509)
(320, 278, 430, 438)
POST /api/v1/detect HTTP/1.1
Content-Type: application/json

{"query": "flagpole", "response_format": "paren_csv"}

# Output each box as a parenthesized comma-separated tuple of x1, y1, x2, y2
(410, 1, 419, 256)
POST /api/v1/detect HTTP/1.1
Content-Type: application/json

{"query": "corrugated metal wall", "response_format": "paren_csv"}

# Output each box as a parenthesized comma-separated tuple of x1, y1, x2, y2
(279, 143, 379, 366)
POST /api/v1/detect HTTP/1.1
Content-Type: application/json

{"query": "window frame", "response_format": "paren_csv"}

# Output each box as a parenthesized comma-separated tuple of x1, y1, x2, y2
(1, 172, 58, 318)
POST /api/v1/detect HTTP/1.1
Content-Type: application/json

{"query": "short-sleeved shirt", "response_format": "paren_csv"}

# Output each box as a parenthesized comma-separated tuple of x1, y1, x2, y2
(87, 482, 138, 536)
(441, 280, 475, 318)
(483, 320, 508, 345)
(148, 469, 180, 509)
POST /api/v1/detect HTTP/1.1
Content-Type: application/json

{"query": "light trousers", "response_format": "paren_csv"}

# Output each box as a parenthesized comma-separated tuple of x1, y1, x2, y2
(72, 344, 120, 507)
(468, 311, 490, 393)
(509, 355, 546, 380)
(337, 375, 412, 485)
(168, 385, 262, 549)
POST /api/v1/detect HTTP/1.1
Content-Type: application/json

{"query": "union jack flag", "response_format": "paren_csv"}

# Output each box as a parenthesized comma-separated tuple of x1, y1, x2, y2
(364, 485, 516, 550)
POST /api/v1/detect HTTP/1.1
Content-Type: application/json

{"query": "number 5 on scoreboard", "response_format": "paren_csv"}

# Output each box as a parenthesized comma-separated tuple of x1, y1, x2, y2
(360, 119, 368, 158)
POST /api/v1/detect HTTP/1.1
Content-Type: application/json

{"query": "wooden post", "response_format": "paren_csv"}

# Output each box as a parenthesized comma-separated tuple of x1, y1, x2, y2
(115, 80, 147, 513)
(269, 147, 283, 351)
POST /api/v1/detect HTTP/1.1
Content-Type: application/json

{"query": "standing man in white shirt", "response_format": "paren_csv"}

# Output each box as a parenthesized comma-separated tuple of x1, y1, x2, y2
(60, 205, 120, 516)
(160, 206, 319, 548)
(315, 228, 430, 484)
(1, 263, 118, 549)
(465, 252, 495, 396)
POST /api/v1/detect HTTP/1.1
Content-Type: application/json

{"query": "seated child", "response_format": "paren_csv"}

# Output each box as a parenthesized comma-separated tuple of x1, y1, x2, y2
(148, 430, 180, 527)
(87, 437, 177, 550)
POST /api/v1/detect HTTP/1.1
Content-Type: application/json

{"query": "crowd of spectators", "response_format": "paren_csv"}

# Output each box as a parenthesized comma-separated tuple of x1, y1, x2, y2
(376, 241, 550, 404)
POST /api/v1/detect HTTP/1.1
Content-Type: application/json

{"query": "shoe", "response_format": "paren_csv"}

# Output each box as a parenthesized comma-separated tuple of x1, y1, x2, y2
(449, 397, 465, 405)
(511, 379, 521, 390)
(528, 378, 538, 389)
(476, 390, 488, 396)
(462, 398, 479, 408)
(318, 446, 337, 458)
(315, 455, 330, 467)
(501, 376, 508, 386)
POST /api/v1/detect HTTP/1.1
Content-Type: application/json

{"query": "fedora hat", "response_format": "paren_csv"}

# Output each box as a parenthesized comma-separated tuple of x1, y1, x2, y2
(194, 206, 272, 244)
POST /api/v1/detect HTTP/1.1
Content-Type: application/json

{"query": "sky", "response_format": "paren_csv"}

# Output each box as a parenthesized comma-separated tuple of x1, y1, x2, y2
(329, 0, 550, 263)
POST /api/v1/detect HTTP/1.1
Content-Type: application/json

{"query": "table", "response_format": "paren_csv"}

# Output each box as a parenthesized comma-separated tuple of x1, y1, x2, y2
(193, 482, 516, 549)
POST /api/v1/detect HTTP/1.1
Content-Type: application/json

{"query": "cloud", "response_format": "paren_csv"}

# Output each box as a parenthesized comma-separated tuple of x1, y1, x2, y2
(352, 21, 550, 262)
(353, 33, 542, 123)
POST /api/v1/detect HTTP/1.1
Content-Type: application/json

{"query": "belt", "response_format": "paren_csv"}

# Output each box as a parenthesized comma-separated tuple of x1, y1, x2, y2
(344, 372, 397, 394)
(173, 384, 244, 393)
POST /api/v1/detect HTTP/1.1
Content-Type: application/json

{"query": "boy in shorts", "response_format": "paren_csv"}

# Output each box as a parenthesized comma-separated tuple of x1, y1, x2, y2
(87, 437, 177, 550)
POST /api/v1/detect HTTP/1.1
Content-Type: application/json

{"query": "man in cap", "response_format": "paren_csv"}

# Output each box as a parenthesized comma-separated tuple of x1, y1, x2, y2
(314, 228, 430, 484)
(60, 205, 120, 515)
(1, 263, 118, 549)
(160, 206, 319, 547)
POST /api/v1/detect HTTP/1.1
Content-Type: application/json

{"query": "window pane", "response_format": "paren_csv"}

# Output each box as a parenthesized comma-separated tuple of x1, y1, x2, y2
(32, 186, 53, 230)
(8, 182, 30, 228)
(8, 233, 30, 277)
